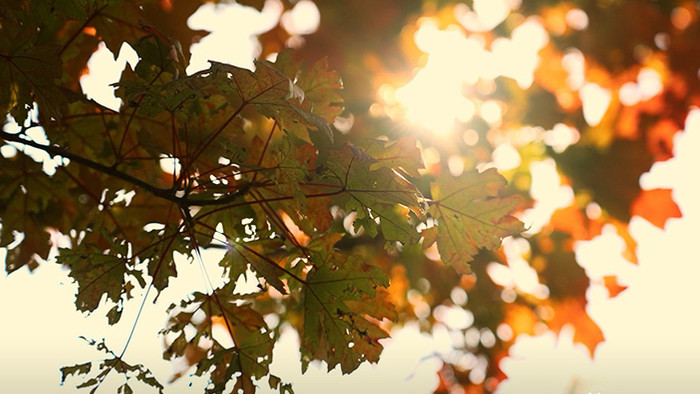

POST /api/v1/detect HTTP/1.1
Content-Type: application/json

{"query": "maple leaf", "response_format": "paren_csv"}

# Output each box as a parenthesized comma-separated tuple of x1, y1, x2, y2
(162, 287, 278, 394)
(61, 338, 164, 394)
(631, 188, 682, 229)
(532, 231, 590, 300)
(206, 60, 333, 142)
(139, 224, 190, 297)
(0, 43, 65, 123)
(88, 1, 151, 57)
(286, 53, 344, 123)
(0, 1, 596, 391)
(59, 362, 92, 386)
(300, 251, 394, 374)
(192, 203, 256, 248)
(2, 216, 51, 273)
(0, 1, 67, 123)
(548, 298, 605, 356)
(327, 144, 422, 244)
(554, 139, 654, 222)
(362, 135, 424, 178)
(261, 133, 316, 212)
(219, 238, 289, 294)
(0, 153, 67, 272)
(58, 242, 131, 313)
(428, 168, 525, 273)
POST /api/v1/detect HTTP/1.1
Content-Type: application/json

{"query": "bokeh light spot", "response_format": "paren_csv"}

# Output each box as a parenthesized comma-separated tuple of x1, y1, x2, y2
(281, 0, 320, 35)
(580, 82, 611, 126)
(492, 143, 521, 171)
(463, 129, 480, 146)
(565, 8, 589, 30)
(497, 323, 514, 341)
(671, 7, 693, 30)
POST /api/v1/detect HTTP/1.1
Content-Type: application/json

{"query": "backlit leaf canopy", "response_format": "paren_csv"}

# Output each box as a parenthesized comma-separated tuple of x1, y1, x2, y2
(0, 0, 523, 393)
(20, 0, 692, 391)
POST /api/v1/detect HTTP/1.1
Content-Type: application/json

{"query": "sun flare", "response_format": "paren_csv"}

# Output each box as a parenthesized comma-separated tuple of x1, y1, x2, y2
(389, 9, 547, 135)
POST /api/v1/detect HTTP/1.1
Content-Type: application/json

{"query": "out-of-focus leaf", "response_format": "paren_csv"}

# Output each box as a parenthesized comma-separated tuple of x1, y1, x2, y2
(88, 1, 146, 56)
(603, 275, 628, 298)
(554, 139, 654, 222)
(631, 188, 682, 229)
(140, 0, 210, 59)
(548, 298, 605, 356)
(532, 231, 589, 300)
(0, 153, 68, 272)
(235, 0, 266, 11)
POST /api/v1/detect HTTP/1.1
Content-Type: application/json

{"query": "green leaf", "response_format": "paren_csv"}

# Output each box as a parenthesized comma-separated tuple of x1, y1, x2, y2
(60, 362, 92, 385)
(107, 304, 123, 325)
(363, 135, 424, 178)
(208, 60, 333, 141)
(148, 256, 177, 297)
(220, 238, 288, 294)
(142, 226, 185, 297)
(254, 133, 333, 235)
(268, 374, 281, 389)
(300, 252, 393, 374)
(118, 383, 133, 394)
(58, 243, 129, 312)
(88, 1, 146, 56)
(327, 144, 421, 244)
(163, 287, 277, 394)
(284, 53, 344, 123)
(0, 2, 67, 123)
(63, 339, 164, 393)
(428, 168, 525, 273)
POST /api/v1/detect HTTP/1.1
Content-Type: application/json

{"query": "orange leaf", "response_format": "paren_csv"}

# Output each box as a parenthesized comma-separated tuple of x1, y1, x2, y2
(631, 188, 682, 229)
(602, 275, 628, 298)
(548, 298, 604, 356)
(280, 210, 311, 246)
(548, 205, 587, 240)
(388, 265, 410, 310)
(609, 220, 638, 264)
(647, 119, 679, 161)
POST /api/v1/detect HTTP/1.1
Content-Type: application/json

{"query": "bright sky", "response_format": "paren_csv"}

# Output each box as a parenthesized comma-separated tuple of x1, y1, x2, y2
(499, 111, 700, 393)
(2, 1, 700, 393)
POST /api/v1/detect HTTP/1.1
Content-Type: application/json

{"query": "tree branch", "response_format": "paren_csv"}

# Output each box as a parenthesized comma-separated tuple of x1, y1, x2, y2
(0, 130, 249, 207)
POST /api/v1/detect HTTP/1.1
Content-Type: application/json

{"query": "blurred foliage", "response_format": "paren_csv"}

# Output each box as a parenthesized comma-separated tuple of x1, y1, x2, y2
(256, 0, 689, 392)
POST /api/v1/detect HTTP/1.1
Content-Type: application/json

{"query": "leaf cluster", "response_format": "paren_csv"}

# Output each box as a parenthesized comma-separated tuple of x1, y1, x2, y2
(0, 1, 524, 392)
